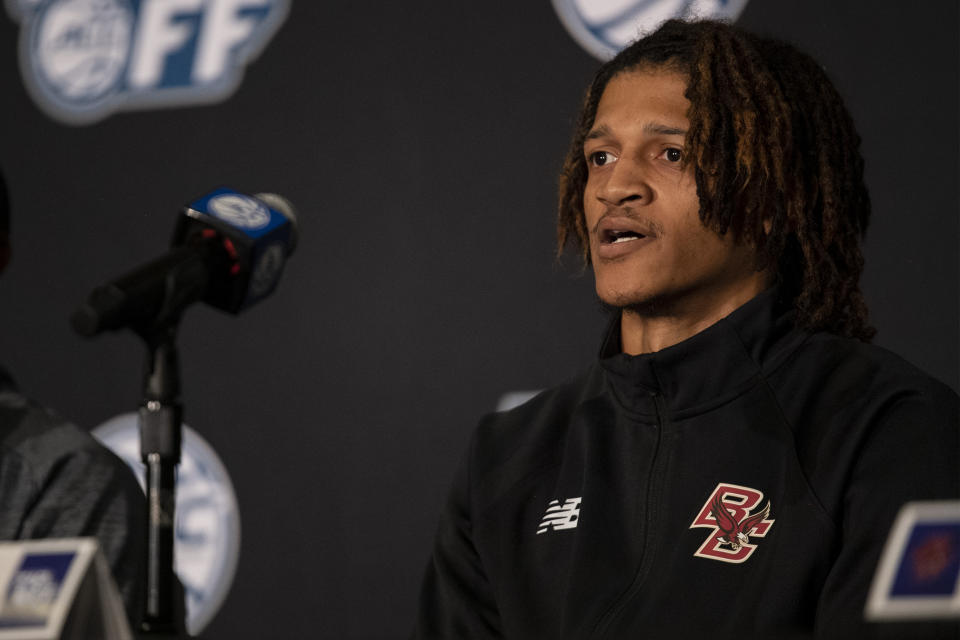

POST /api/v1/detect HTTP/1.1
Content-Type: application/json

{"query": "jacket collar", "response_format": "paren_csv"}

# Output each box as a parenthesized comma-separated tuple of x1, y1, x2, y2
(597, 288, 806, 417)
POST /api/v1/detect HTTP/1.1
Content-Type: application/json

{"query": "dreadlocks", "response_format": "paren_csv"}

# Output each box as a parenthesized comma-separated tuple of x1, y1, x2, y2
(557, 19, 874, 341)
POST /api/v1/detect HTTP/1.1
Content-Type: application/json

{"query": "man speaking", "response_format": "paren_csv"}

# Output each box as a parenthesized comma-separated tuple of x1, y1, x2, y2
(413, 19, 958, 639)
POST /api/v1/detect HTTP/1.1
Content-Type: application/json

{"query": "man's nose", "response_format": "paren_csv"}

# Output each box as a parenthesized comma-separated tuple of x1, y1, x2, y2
(595, 157, 652, 206)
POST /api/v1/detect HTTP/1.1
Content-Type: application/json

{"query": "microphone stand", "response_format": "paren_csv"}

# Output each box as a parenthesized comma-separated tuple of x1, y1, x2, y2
(137, 321, 184, 637)
(69, 189, 297, 636)
(132, 241, 207, 637)
(71, 235, 210, 637)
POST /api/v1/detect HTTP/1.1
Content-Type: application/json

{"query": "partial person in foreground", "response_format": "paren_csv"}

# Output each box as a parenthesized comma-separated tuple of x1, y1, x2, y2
(413, 19, 958, 639)
(0, 166, 146, 624)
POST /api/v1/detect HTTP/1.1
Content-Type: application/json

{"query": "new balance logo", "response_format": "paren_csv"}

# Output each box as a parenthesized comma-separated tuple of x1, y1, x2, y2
(536, 497, 581, 534)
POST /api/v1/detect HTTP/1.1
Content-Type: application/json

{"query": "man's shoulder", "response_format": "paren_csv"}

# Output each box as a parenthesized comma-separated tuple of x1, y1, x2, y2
(2, 390, 92, 456)
(463, 365, 602, 492)
(769, 331, 958, 427)
(477, 365, 601, 439)
(788, 332, 954, 393)
(0, 389, 135, 499)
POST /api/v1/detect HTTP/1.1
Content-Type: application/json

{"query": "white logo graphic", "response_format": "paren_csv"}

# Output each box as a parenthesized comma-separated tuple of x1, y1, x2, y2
(537, 497, 582, 534)
(7, 0, 289, 124)
(93, 414, 241, 636)
(249, 242, 285, 298)
(30, 0, 133, 108)
(552, 0, 751, 60)
(9, 569, 59, 608)
(208, 193, 271, 229)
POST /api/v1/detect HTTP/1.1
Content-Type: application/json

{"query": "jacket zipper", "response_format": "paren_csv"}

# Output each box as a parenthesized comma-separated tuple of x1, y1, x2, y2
(590, 392, 669, 638)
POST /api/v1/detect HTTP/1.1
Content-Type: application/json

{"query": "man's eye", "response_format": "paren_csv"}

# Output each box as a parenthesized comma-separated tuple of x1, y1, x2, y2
(588, 150, 617, 167)
(664, 148, 683, 163)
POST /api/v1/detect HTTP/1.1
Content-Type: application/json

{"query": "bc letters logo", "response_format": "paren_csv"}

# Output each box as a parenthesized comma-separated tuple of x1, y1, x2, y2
(551, 0, 751, 60)
(5, 0, 289, 124)
(690, 482, 774, 564)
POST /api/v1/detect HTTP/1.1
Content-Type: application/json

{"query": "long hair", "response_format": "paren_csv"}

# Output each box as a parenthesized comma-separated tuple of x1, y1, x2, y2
(557, 19, 874, 341)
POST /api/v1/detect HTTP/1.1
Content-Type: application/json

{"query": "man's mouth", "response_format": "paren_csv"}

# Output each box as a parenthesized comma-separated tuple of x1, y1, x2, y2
(602, 228, 646, 245)
(594, 215, 657, 259)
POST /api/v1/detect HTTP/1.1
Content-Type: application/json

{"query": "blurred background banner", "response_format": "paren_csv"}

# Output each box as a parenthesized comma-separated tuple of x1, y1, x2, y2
(6, 0, 289, 124)
(551, 0, 752, 60)
(0, 1, 956, 637)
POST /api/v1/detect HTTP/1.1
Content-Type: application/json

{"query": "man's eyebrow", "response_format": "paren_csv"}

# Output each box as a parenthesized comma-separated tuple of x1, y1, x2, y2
(644, 123, 687, 136)
(584, 123, 688, 141)
(585, 125, 611, 141)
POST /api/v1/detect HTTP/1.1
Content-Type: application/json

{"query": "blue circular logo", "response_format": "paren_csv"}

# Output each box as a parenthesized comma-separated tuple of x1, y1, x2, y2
(208, 194, 272, 230)
(552, 0, 751, 60)
(28, 0, 133, 113)
(93, 414, 241, 636)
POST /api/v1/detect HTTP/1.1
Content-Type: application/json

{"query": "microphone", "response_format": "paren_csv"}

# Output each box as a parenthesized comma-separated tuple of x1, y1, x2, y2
(71, 188, 298, 337)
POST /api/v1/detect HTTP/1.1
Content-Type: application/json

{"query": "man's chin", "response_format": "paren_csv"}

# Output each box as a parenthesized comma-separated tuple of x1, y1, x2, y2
(595, 288, 670, 317)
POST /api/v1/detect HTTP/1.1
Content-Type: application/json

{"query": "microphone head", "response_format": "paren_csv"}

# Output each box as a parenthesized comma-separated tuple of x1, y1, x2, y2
(175, 187, 299, 314)
(254, 193, 298, 257)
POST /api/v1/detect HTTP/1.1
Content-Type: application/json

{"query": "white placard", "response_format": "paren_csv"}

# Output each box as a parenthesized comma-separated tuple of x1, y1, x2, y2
(0, 538, 131, 640)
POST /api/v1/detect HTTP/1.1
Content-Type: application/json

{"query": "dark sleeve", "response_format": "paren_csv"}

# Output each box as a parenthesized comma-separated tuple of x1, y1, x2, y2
(814, 387, 960, 639)
(4, 408, 146, 626)
(413, 441, 503, 639)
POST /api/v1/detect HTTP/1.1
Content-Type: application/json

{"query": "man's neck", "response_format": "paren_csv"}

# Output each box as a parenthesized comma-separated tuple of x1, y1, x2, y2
(620, 281, 769, 355)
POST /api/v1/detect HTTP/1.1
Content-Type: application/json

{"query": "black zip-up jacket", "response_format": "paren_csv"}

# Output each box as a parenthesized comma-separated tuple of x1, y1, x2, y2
(414, 291, 959, 639)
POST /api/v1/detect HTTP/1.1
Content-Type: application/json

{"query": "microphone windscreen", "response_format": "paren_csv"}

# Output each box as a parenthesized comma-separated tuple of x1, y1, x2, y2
(254, 193, 298, 256)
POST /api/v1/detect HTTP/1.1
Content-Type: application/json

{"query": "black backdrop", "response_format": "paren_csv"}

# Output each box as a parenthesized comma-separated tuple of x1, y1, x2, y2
(0, 1, 957, 638)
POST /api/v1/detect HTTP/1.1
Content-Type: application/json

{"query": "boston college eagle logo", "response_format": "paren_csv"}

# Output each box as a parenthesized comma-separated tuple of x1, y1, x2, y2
(690, 483, 775, 563)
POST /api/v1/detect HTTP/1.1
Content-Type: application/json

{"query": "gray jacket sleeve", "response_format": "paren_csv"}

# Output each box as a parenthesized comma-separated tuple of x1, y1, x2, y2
(0, 390, 146, 625)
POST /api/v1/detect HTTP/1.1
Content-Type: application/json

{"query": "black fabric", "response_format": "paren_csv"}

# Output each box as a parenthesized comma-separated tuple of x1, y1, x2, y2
(0, 367, 146, 626)
(414, 290, 960, 639)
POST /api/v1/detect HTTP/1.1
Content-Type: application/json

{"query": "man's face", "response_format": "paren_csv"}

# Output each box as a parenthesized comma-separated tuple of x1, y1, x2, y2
(583, 68, 762, 316)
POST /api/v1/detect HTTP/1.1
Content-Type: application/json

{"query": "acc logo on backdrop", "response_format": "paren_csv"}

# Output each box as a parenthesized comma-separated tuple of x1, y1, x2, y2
(551, 0, 750, 60)
(4, 0, 289, 124)
(92, 413, 240, 636)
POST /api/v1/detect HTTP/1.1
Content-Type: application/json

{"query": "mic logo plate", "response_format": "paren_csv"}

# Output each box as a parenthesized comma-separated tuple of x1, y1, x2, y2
(208, 194, 272, 230)
(249, 242, 285, 298)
